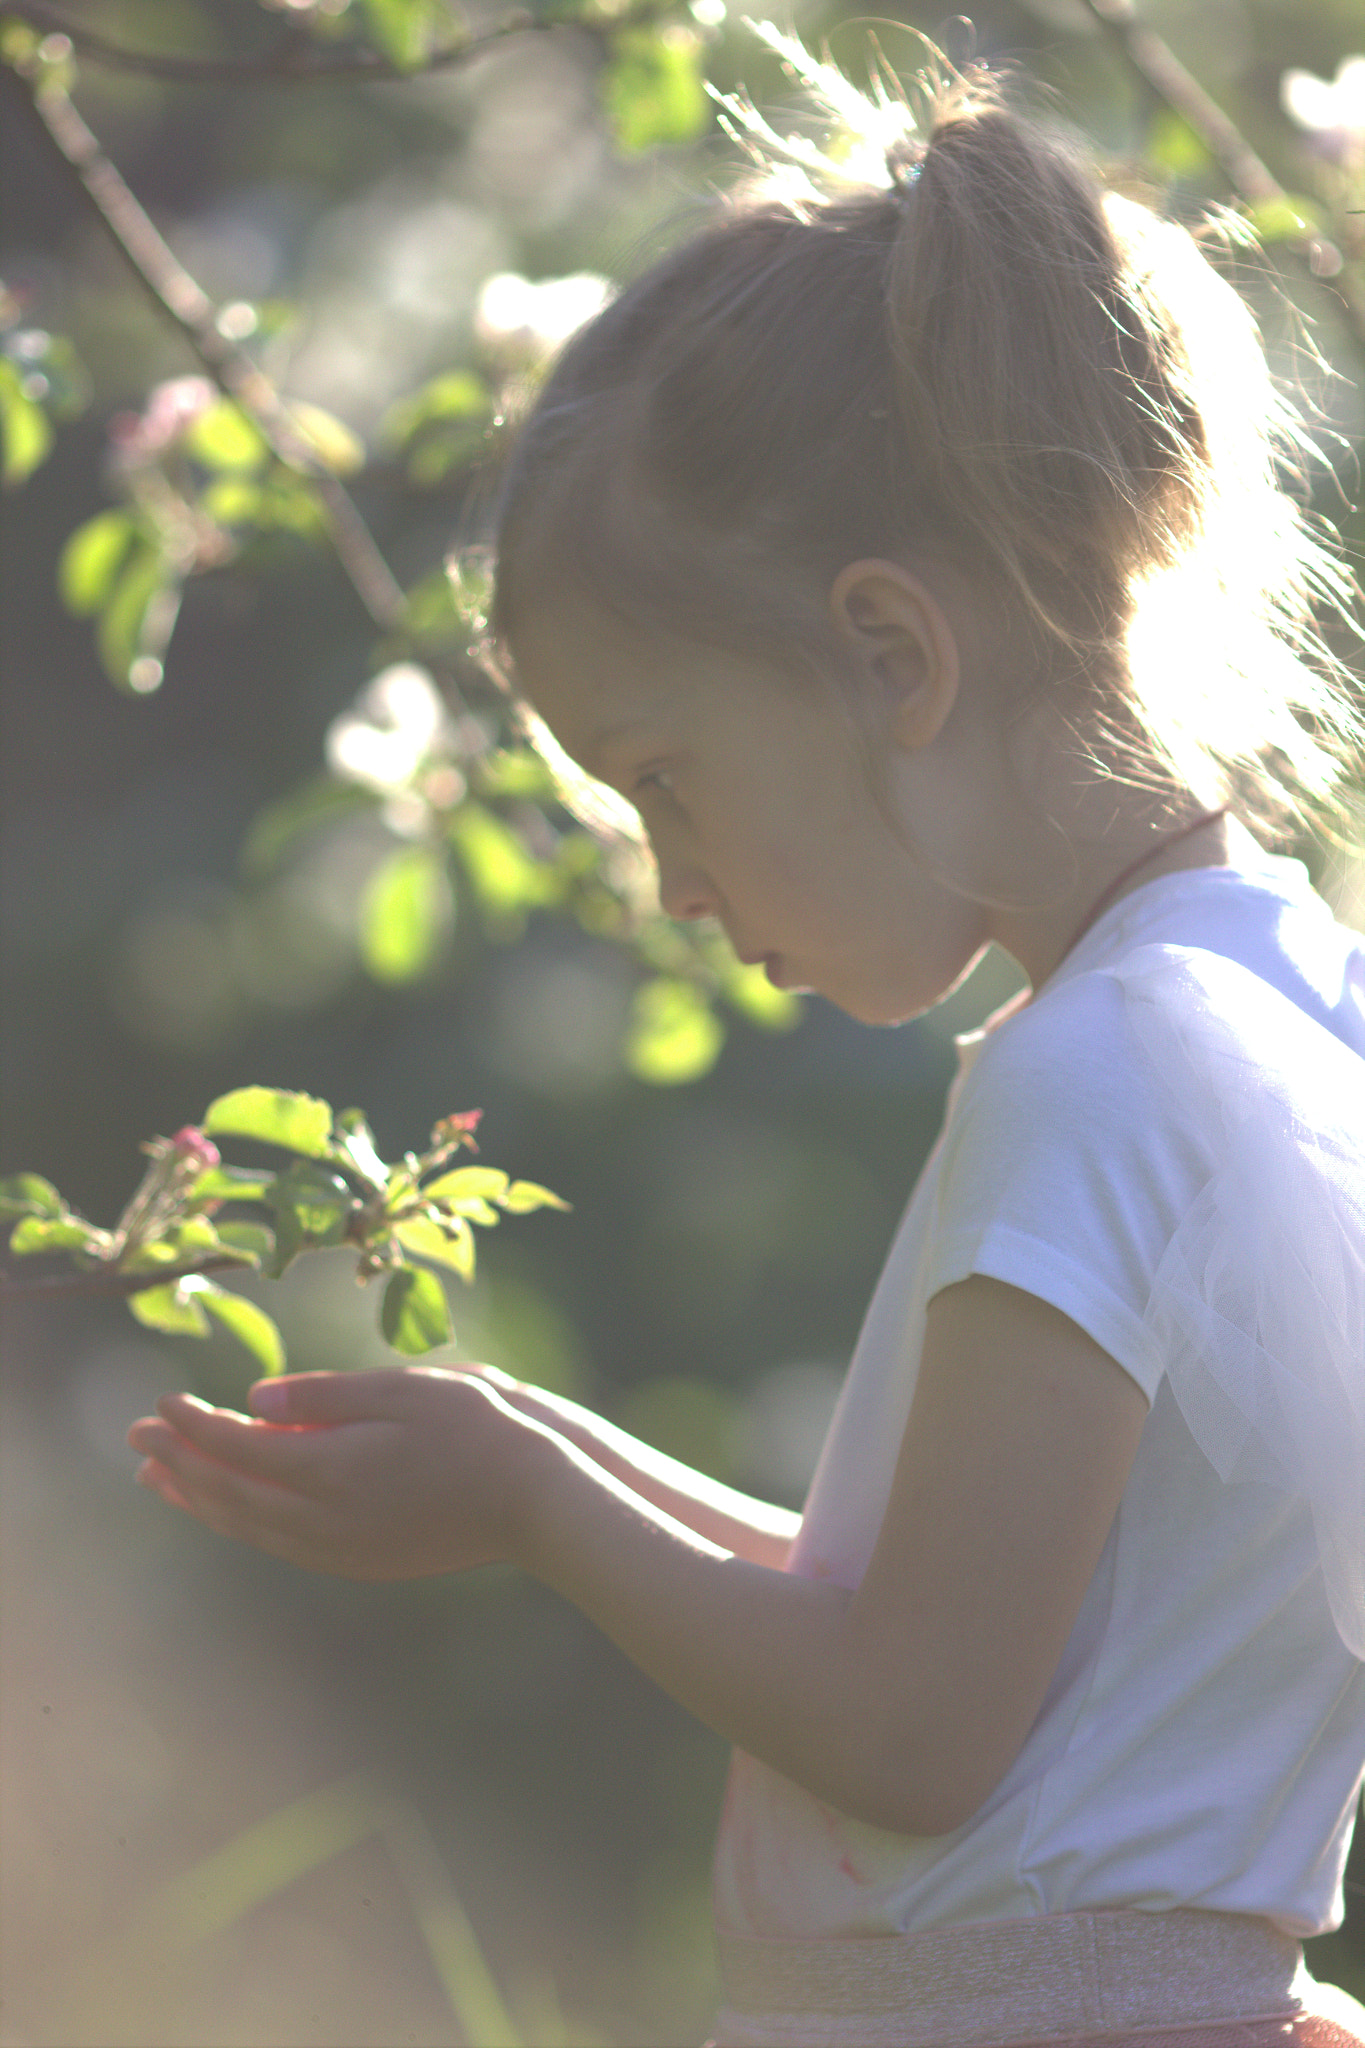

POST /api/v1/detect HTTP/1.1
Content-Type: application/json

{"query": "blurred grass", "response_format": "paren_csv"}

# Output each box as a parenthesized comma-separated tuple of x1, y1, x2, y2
(82, 1774, 543, 2047)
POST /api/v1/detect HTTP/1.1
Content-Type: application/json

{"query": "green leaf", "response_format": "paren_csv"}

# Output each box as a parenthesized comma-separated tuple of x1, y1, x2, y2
(381, 372, 489, 449)
(447, 804, 552, 931)
(476, 749, 556, 802)
(96, 540, 165, 691)
(422, 1166, 509, 1205)
(398, 567, 469, 641)
(1144, 106, 1213, 179)
(625, 976, 724, 1086)
(40, 334, 91, 423)
(201, 476, 266, 526)
(256, 475, 327, 535)
(0, 20, 40, 65)
(0, 357, 54, 486)
(266, 1204, 307, 1278)
(405, 429, 488, 488)
(359, 845, 452, 985)
(0, 1173, 65, 1220)
(382, 375, 490, 487)
(603, 29, 709, 155)
(204, 1086, 335, 1158)
(1247, 194, 1324, 244)
(120, 1216, 230, 1271)
(127, 1280, 211, 1338)
(9, 1213, 105, 1256)
(58, 509, 136, 617)
(380, 1265, 453, 1354)
(359, 0, 436, 69)
(498, 1180, 571, 1215)
(394, 1213, 476, 1282)
(189, 1281, 287, 1376)
(265, 1163, 353, 1274)
(182, 398, 268, 471)
(188, 1165, 276, 1205)
(213, 1221, 276, 1264)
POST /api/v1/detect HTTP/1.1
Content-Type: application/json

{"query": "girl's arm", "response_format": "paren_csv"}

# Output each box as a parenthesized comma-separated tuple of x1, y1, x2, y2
(474, 1369, 798, 1567)
(127, 1274, 1146, 1838)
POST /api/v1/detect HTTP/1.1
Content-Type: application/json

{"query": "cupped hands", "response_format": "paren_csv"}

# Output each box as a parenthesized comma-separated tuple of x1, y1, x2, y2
(126, 1366, 543, 1581)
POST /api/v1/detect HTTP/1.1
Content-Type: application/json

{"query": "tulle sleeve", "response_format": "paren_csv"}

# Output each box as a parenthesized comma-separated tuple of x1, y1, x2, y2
(1110, 945, 1365, 1661)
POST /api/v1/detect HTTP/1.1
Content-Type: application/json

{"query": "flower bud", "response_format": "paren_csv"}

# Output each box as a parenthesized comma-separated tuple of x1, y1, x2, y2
(169, 1126, 221, 1169)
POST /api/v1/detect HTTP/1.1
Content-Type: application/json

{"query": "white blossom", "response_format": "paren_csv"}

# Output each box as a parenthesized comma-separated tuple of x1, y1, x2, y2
(1281, 56, 1365, 155)
(475, 272, 613, 362)
(325, 663, 449, 796)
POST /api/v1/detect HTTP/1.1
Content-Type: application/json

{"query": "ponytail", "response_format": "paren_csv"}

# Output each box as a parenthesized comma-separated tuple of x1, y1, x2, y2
(885, 95, 1207, 644)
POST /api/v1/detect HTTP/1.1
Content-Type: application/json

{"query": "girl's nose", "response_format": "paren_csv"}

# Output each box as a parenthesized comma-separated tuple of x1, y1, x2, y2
(656, 852, 716, 923)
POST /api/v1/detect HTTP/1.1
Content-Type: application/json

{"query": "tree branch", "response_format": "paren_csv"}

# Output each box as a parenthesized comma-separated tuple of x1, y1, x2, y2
(1, 56, 408, 631)
(0, 0, 674, 85)
(0, 1257, 254, 1301)
(1081, 0, 1365, 354)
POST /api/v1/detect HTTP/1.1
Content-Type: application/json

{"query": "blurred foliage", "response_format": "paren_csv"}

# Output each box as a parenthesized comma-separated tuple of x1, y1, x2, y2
(2, 0, 1364, 2040)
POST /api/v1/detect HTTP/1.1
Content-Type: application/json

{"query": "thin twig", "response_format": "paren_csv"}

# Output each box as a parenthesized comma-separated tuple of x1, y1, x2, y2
(1, 60, 408, 629)
(0, 0, 676, 85)
(0, 1257, 254, 1301)
(1081, 0, 1365, 355)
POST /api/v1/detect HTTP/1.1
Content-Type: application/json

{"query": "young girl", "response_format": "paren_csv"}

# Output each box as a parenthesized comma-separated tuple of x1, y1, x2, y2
(129, 51, 1365, 2048)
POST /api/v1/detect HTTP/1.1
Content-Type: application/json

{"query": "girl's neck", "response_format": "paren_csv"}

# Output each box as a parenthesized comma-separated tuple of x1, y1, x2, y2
(991, 804, 1236, 994)
(1052, 804, 1232, 972)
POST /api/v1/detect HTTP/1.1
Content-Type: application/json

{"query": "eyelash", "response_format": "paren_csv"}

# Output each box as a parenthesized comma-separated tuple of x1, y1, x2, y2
(633, 767, 674, 797)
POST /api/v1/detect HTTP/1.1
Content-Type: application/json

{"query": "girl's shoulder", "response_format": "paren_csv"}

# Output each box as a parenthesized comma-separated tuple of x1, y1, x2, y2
(1061, 842, 1365, 1051)
(972, 845, 1365, 1089)
(956, 930, 1363, 1184)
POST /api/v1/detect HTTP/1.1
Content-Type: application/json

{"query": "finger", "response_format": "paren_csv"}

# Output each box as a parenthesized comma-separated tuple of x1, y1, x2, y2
(136, 1449, 242, 1535)
(246, 1365, 474, 1425)
(134, 1430, 326, 1552)
(135, 1458, 192, 1513)
(141, 1394, 345, 1491)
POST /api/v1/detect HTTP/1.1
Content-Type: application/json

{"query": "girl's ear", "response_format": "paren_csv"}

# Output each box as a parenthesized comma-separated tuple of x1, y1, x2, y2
(827, 560, 961, 751)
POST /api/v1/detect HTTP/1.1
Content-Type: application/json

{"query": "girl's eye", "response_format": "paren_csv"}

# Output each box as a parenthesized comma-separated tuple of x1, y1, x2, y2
(634, 767, 674, 797)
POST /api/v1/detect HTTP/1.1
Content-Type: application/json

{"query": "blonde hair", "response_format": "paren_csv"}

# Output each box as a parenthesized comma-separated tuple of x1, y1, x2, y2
(492, 41, 1363, 843)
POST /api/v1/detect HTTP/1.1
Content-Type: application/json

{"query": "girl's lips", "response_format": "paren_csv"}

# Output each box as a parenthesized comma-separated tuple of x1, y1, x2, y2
(738, 950, 789, 988)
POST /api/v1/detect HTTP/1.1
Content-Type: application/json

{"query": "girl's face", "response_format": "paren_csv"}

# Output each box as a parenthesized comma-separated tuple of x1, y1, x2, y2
(512, 602, 998, 1025)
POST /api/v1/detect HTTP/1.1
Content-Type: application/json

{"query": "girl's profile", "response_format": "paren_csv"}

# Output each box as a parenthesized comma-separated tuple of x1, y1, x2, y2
(129, 39, 1365, 2048)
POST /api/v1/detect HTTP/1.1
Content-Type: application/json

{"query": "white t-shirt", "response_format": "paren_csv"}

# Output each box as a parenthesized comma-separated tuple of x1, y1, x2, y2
(713, 835, 1365, 1942)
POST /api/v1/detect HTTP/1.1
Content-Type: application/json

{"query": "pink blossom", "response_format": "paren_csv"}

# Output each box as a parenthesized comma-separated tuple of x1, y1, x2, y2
(169, 1126, 221, 1169)
(115, 376, 216, 462)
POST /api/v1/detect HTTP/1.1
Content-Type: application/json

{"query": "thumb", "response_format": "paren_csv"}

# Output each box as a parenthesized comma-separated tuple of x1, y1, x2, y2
(247, 1369, 414, 1425)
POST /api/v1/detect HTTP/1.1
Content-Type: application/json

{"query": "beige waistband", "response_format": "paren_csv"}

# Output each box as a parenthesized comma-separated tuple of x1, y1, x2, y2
(714, 1908, 1310, 2047)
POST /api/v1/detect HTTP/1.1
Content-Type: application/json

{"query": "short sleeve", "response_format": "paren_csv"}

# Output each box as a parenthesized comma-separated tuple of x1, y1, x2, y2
(927, 943, 1365, 1660)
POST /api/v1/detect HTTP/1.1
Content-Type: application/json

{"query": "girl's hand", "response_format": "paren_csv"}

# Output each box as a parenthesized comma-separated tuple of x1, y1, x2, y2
(126, 1368, 539, 1581)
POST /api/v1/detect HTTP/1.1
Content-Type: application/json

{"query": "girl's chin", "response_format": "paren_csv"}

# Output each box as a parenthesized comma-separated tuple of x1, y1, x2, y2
(832, 980, 942, 1028)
